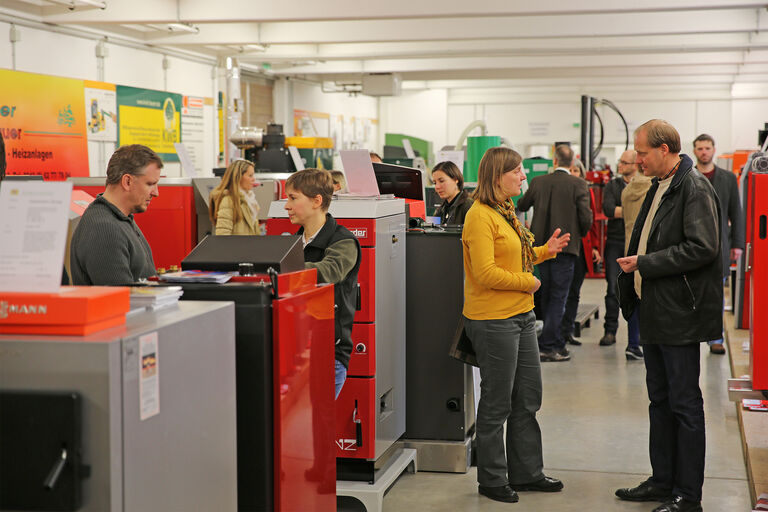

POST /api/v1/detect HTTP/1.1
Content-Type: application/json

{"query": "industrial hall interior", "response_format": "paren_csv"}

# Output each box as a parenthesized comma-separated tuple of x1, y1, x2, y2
(2, 1, 768, 511)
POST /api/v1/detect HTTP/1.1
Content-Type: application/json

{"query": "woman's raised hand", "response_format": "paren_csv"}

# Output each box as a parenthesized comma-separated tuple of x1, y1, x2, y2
(546, 228, 571, 254)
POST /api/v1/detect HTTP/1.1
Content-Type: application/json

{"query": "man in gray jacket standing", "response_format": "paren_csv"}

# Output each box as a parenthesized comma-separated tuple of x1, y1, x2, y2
(517, 144, 593, 362)
(693, 133, 744, 355)
(71, 144, 162, 285)
(616, 120, 721, 512)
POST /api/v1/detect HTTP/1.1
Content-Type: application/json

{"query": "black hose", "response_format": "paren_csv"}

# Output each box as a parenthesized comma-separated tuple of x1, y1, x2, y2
(593, 107, 605, 161)
(595, 99, 630, 151)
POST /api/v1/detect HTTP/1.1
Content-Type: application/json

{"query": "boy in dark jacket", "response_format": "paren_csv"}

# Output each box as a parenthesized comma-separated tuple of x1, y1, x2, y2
(285, 168, 361, 398)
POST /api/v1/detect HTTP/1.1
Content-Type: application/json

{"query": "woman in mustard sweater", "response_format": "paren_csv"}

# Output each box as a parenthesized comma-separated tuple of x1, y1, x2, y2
(463, 147, 570, 504)
(209, 159, 262, 235)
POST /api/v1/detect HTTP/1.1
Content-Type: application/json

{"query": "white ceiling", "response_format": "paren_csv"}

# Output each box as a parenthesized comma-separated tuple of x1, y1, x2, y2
(3, 0, 768, 90)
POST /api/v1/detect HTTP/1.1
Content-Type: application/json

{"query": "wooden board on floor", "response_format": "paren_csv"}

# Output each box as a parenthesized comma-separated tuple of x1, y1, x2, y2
(725, 312, 768, 507)
(573, 303, 599, 337)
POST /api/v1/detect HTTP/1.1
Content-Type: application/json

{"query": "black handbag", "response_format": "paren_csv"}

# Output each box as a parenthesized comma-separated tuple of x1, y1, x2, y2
(448, 316, 479, 367)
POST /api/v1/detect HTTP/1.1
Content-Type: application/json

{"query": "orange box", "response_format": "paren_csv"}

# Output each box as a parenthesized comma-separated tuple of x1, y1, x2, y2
(0, 286, 130, 335)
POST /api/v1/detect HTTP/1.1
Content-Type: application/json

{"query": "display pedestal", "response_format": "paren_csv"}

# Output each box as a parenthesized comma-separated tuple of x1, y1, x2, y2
(336, 448, 417, 512)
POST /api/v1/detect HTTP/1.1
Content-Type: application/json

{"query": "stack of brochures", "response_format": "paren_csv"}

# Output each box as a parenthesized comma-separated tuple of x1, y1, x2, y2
(158, 270, 237, 284)
(130, 286, 183, 312)
(754, 493, 768, 511)
(742, 399, 768, 412)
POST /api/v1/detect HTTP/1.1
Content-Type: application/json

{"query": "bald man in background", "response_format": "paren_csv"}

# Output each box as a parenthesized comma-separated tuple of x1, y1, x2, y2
(601, 150, 643, 359)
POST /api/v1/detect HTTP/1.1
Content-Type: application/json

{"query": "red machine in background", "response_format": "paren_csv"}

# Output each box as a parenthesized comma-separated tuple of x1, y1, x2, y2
(69, 177, 196, 270)
(583, 182, 608, 278)
(748, 172, 768, 391)
(178, 236, 337, 512)
(267, 198, 407, 482)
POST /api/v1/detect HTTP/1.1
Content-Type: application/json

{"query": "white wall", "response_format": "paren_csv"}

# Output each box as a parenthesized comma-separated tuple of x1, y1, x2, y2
(287, 80, 379, 154)
(732, 100, 768, 150)
(1, 21, 219, 178)
(374, 85, 768, 166)
(379, 89, 448, 155)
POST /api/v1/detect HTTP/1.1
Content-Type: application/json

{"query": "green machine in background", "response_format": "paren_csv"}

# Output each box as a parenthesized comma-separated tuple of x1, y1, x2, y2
(465, 136, 501, 182)
(384, 133, 433, 167)
(513, 157, 552, 204)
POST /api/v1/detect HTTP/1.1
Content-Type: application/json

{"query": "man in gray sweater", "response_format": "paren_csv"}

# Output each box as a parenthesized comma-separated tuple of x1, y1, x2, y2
(71, 145, 162, 285)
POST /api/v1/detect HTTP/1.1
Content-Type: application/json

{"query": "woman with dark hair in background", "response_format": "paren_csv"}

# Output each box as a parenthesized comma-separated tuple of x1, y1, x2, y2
(432, 160, 473, 225)
(462, 146, 569, 504)
(209, 159, 262, 235)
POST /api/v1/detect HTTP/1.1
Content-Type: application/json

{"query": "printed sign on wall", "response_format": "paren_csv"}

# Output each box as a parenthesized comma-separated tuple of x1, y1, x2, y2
(180, 95, 205, 174)
(84, 80, 117, 142)
(117, 86, 182, 162)
(0, 69, 89, 180)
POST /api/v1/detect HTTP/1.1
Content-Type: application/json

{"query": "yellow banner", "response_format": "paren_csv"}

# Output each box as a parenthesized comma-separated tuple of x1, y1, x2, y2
(0, 69, 89, 179)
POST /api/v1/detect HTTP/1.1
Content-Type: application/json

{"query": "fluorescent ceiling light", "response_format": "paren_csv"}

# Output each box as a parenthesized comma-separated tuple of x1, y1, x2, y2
(46, 0, 107, 8)
(244, 44, 268, 52)
(167, 22, 199, 34)
(73, 0, 106, 7)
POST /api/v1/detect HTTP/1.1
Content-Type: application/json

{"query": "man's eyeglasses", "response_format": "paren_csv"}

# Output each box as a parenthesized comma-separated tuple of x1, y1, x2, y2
(618, 160, 635, 165)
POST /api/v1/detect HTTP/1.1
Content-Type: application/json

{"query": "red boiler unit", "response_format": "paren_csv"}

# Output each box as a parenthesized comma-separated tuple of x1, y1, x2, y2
(267, 198, 407, 482)
(179, 235, 337, 511)
(749, 172, 768, 391)
(69, 177, 196, 271)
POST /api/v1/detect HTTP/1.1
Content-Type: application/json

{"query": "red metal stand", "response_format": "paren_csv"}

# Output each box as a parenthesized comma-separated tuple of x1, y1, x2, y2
(584, 184, 607, 278)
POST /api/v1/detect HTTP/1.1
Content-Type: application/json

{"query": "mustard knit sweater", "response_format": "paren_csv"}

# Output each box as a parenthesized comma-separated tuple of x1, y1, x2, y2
(462, 202, 554, 320)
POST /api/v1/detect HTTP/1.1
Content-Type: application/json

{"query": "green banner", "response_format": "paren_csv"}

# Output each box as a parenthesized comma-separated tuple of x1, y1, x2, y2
(116, 86, 182, 162)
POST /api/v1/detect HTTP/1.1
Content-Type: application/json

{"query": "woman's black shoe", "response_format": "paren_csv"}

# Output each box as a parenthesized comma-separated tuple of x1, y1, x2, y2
(510, 476, 563, 492)
(478, 484, 519, 503)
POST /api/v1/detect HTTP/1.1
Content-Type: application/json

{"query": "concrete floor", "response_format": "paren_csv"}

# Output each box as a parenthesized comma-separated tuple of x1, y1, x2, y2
(342, 278, 751, 511)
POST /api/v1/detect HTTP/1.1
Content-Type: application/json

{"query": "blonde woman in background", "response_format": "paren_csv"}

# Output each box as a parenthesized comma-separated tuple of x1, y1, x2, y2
(330, 170, 347, 193)
(209, 159, 262, 235)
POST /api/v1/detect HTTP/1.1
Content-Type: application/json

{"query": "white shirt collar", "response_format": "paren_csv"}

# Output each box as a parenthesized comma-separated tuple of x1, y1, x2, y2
(554, 167, 571, 174)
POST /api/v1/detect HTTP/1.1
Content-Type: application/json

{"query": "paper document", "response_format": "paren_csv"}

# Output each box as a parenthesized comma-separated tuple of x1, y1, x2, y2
(339, 150, 381, 196)
(0, 181, 73, 293)
(288, 146, 305, 171)
(174, 142, 197, 177)
(402, 139, 416, 158)
(435, 151, 465, 172)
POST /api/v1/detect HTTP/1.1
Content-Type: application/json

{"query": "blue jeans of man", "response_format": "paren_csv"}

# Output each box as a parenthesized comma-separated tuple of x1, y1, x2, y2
(465, 311, 544, 487)
(538, 253, 576, 352)
(561, 248, 587, 339)
(644, 342, 705, 502)
(335, 359, 347, 399)
(603, 239, 624, 335)
(628, 309, 640, 349)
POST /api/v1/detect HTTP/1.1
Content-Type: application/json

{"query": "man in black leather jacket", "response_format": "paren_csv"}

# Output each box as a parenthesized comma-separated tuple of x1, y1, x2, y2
(614, 120, 721, 512)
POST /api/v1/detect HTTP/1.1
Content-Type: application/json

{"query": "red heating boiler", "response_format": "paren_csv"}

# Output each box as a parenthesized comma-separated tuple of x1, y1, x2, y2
(267, 198, 407, 481)
(749, 172, 768, 390)
(69, 177, 196, 271)
(178, 264, 336, 512)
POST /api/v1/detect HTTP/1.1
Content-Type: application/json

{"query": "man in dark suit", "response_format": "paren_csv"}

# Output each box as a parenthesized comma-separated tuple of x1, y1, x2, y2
(517, 144, 593, 362)
(693, 133, 744, 355)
